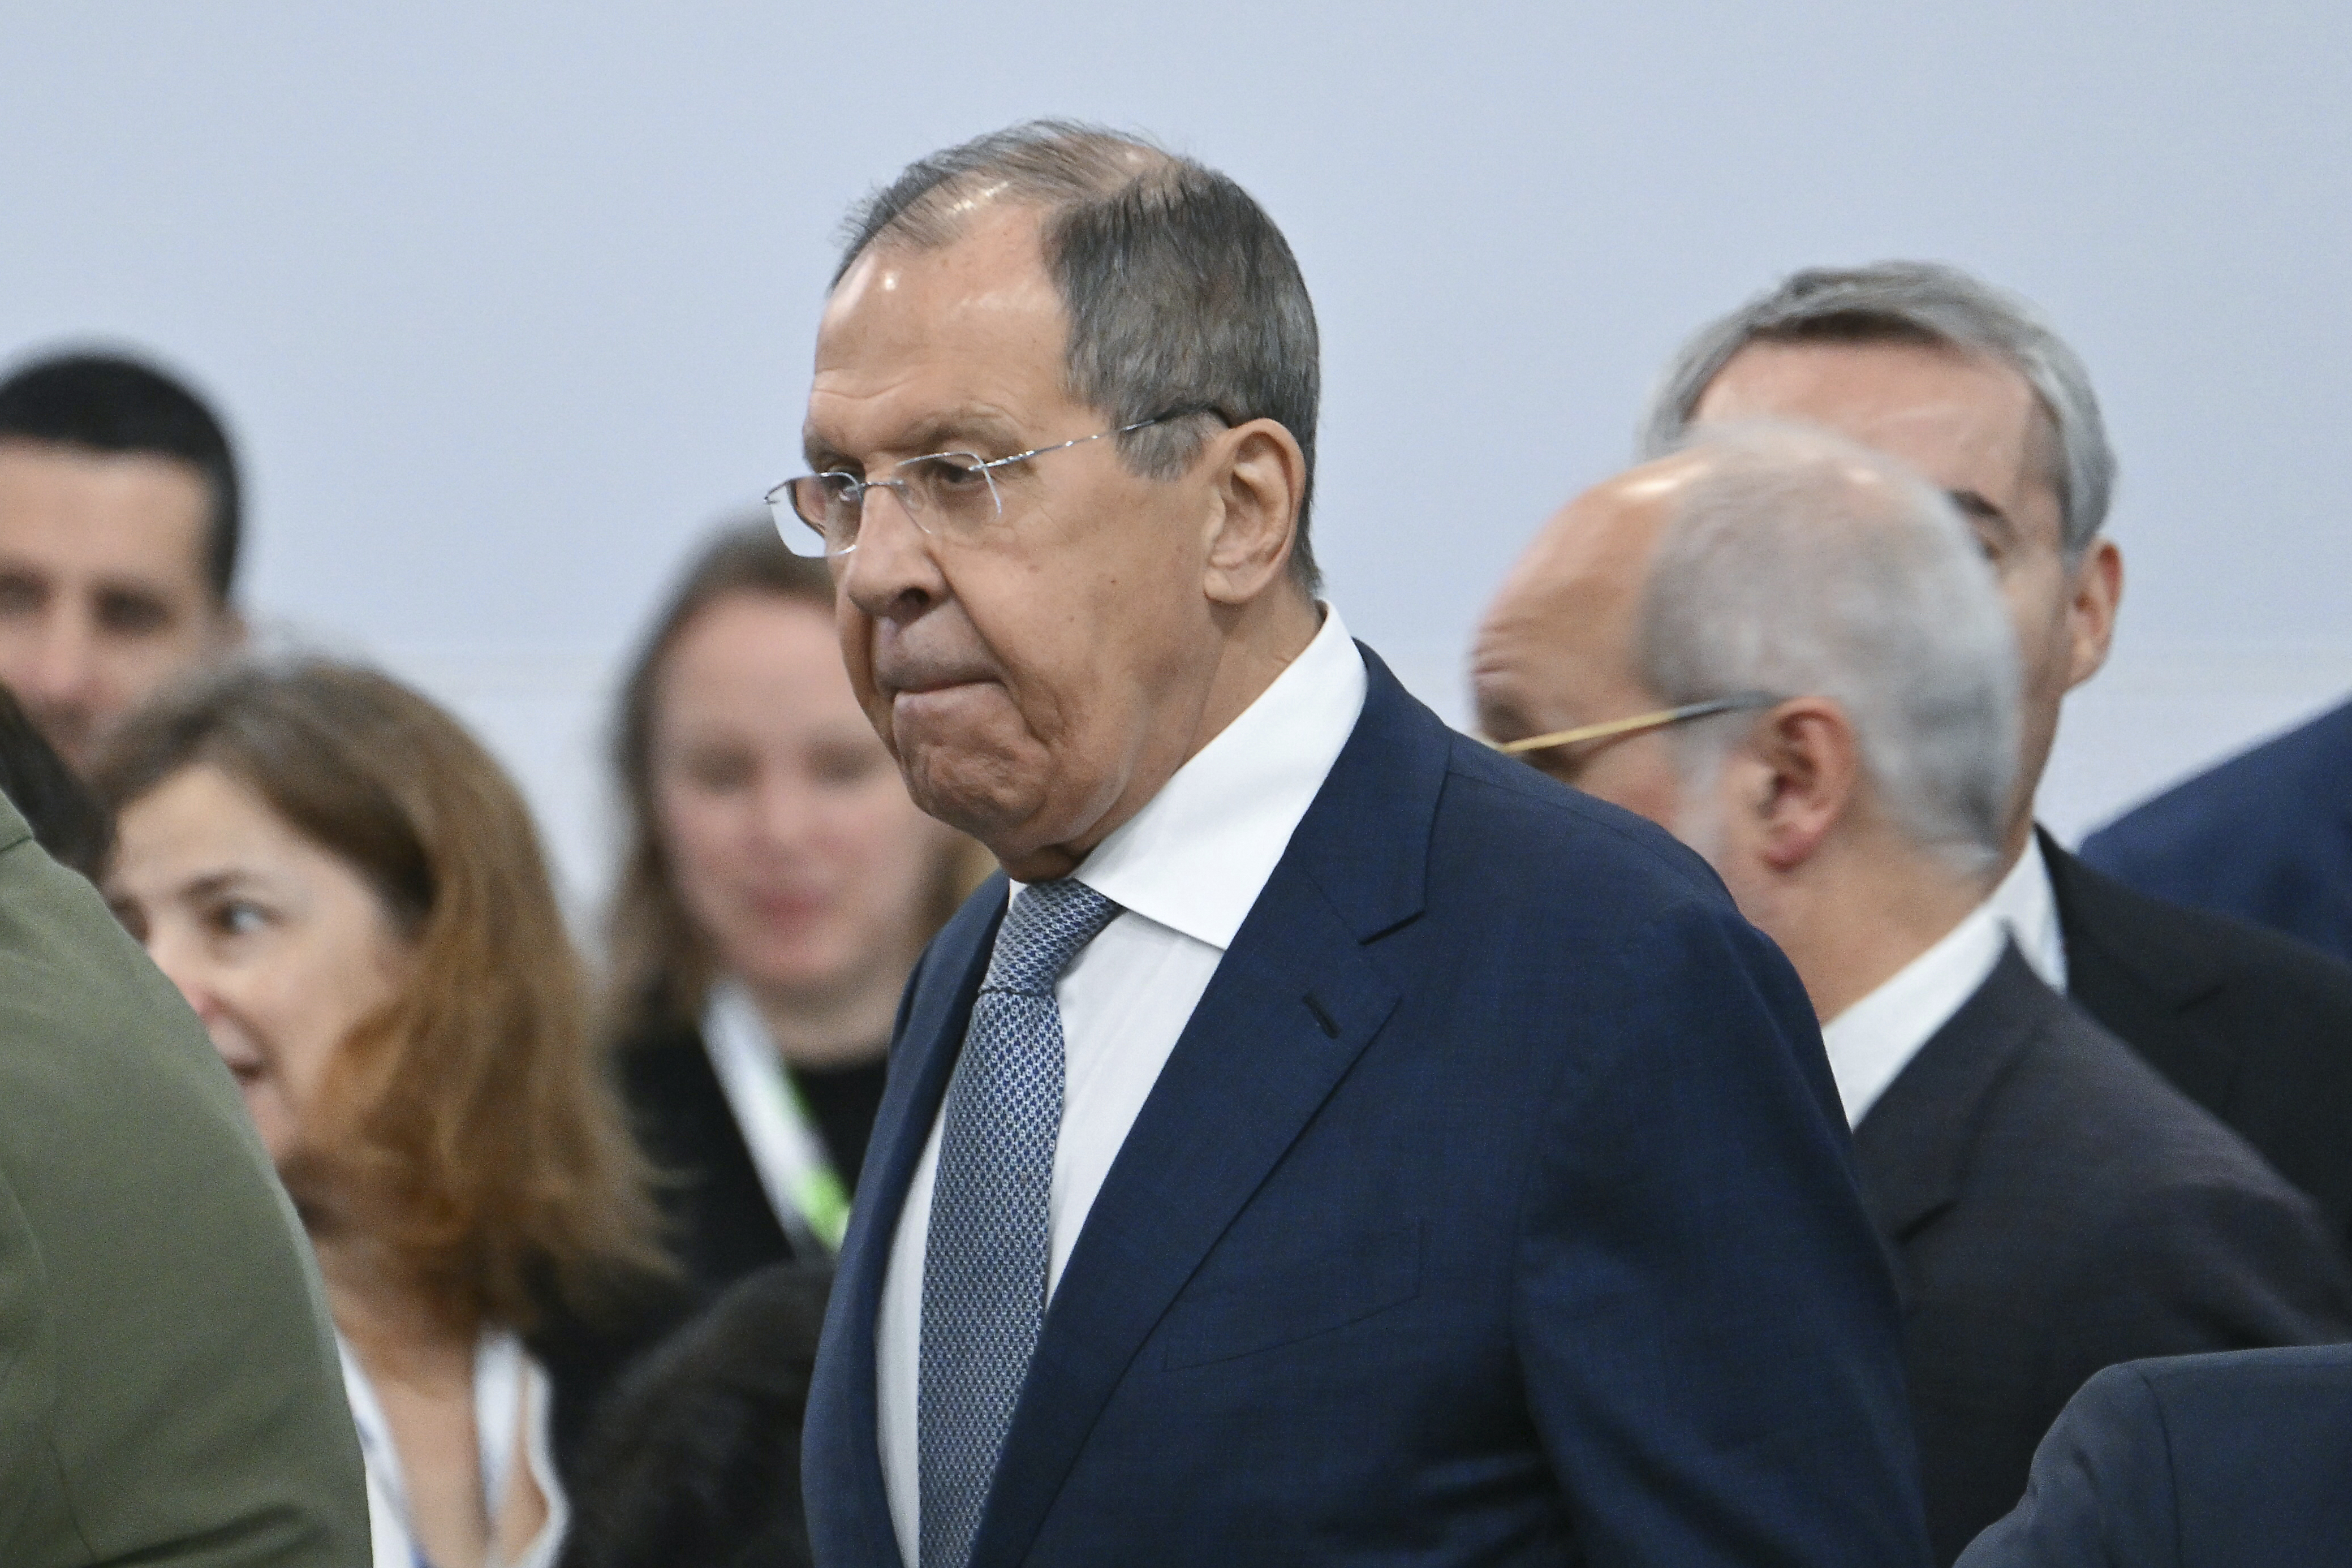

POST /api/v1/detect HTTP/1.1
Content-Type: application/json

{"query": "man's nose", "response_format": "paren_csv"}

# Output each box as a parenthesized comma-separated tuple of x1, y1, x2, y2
(839, 487, 949, 620)
(15, 604, 101, 708)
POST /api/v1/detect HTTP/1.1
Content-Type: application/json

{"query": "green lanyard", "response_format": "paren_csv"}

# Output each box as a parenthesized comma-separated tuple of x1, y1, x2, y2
(703, 982, 851, 1252)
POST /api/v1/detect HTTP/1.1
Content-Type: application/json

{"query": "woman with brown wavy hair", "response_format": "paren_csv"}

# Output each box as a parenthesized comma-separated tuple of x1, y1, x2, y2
(95, 660, 667, 1568)
(606, 519, 986, 1300)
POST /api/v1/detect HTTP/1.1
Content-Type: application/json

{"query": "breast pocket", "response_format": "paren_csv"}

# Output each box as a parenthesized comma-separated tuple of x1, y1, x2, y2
(1156, 1220, 1422, 1371)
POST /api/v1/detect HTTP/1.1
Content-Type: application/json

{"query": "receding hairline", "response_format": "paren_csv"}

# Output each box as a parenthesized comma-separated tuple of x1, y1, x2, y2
(1695, 331, 2067, 513)
(832, 134, 1186, 286)
(1674, 295, 2086, 548)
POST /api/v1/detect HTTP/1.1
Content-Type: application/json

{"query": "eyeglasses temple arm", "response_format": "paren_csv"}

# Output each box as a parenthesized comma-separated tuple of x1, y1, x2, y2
(1488, 692, 1779, 756)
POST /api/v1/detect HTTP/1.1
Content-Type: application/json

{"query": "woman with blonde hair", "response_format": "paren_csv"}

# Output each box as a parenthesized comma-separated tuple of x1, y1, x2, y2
(97, 660, 670, 1568)
(606, 519, 986, 1298)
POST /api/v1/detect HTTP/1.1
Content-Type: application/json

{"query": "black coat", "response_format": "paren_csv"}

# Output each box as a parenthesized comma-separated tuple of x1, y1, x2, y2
(1956, 1343, 2352, 1568)
(539, 1013, 884, 1487)
(2047, 831, 2352, 1254)
(1851, 947, 2352, 1565)
(616, 1014, 887, 1302)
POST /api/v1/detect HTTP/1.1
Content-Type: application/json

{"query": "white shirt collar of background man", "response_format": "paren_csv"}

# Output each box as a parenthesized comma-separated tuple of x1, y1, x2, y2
(1820, 903, 2009, 1128)
(1985, 832, 2067, 989)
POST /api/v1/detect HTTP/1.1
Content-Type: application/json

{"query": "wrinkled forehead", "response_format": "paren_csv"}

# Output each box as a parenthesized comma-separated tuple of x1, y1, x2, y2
(0, 438, 216, 593)
(1691, 337, 2052, 511)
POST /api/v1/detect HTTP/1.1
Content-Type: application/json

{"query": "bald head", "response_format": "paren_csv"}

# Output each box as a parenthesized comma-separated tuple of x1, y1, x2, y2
(1472, 453, 1709, 824)
(1477, 424, 2021, 1018)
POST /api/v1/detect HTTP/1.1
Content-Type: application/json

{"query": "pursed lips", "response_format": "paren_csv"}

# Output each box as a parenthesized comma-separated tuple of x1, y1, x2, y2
(875, 649, 1000, 699)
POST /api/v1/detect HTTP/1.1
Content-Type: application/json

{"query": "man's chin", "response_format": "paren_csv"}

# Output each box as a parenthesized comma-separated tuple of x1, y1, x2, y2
(896, 739, 1037, 850)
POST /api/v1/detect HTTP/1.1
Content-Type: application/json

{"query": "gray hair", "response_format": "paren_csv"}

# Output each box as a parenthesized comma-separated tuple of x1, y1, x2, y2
(1639, 424, 2019, 876)
(1636, 261, 2116, 563)
(835, 120, 1323, 591)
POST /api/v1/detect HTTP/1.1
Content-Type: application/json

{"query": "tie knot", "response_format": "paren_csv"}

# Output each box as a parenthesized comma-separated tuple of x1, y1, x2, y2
(984, 879, 1122, 996)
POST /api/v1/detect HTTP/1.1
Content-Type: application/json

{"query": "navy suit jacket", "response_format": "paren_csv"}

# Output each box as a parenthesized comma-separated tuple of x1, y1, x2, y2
(1955, 1345, 2352, 1568)
(803, 648, 1931, 1567)
(2081, 695, 2352, 967)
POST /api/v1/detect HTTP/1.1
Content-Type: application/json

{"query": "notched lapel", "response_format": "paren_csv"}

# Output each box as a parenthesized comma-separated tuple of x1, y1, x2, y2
(962, 651, 1452, 1567)
(971, 867, 1403, 1568)
(1850, 948, 2048, 1250)
(2043, 830, 2229, 1013)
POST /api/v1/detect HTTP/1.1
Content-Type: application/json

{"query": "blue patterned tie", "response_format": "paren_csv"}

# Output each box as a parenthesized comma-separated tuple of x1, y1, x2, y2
(918, 878, 1122, 1568)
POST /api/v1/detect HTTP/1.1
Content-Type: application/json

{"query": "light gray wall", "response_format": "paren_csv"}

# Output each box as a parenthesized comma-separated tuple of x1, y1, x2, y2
(7, 2, 2347, 906)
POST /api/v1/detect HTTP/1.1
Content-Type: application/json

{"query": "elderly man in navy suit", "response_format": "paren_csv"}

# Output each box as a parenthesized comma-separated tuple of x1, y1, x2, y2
(787, 122, 1931, 1567)
(1475, 425, 2351, 1564)
(1959, 1344, 2352, 1566)
(1627, 265, 2352, 1260)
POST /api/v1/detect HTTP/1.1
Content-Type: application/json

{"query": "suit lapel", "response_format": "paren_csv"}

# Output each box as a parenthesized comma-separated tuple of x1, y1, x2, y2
(1850, 949, 2050, 1259)
(968, 649, 1442, 1568)
(2042, 829, 2239, 1108)
(2044, 828, 2227, 1011)
(818, 875, 1007, 1568)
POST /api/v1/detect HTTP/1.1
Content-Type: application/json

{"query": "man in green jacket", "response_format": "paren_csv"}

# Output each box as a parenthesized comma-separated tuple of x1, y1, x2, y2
(0, 790, 368, 1565)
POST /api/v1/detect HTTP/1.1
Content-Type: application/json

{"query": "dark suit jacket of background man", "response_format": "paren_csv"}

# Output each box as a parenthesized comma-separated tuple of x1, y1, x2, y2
(1850, 946, 2352, 1565)
(2043, 830, 2352, 1256)
(2079, 695, 2352, 967)
(806, 651, 1932, 1567)
(0, 794, 371, 1565)
(1957, 1343, 2352, 1568)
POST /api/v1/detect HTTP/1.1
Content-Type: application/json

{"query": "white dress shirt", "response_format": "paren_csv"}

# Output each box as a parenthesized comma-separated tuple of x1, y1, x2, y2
(341, 1329, 566, 1568)
(1820, 904, 2009, 1127)
(876, 605, 1368, 1563)
(1987, 833, 2067, 990)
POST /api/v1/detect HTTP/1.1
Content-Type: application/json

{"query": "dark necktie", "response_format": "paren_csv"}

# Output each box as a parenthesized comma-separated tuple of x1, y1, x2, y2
(917, 878, 1121, 1568)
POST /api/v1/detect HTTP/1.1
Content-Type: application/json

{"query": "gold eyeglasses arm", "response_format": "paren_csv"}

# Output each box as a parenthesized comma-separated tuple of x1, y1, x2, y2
(1487, 693, 1779, 756)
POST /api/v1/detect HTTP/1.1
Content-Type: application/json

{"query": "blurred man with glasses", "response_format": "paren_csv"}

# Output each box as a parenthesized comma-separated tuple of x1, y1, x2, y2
(1612, 262, 2352, 1260)
(1475, 424, 2352, 1564)
(791, 120, 1932, 1568)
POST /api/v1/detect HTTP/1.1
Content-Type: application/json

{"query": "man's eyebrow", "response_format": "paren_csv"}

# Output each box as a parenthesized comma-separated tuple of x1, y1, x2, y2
(1945, 488, 2018, 538)
(803, 430, 849, 471)
(803, 408, 1029, 471)
(90, 572, 175, 599)
(1473, 687, 1532, 742)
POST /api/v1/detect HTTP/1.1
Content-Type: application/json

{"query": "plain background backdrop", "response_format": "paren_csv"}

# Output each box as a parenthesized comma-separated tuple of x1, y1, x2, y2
(6, 3, 2347, 910)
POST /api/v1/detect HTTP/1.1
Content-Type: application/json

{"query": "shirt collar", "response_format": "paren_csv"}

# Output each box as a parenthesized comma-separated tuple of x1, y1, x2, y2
(1820, 903, 2009, 1127)
(1985, 832, 2067, 989)
(1064, 604, 1367, 951)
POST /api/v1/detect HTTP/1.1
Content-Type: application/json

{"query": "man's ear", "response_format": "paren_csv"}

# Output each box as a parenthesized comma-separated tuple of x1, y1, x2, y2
(1744, 698, 1860, 872)
(1201, 419, 1308, 606)
(2063, 537, 2122, 692)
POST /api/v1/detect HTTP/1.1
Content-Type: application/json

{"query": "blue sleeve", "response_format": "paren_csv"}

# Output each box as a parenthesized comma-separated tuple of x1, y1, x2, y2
(1514, 898, 1932, 1567)
(1954, 1363, 2179, 1568)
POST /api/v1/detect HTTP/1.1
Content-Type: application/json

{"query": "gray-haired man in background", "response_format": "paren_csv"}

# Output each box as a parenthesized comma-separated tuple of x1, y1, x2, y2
(1617, 264, 2352, 1254)
(1474, 423, 2352, 1563)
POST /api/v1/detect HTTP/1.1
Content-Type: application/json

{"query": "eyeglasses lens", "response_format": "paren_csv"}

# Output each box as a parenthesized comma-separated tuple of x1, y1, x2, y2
(768, 451, 1003, 559)
(902, 454, 1000, 536)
